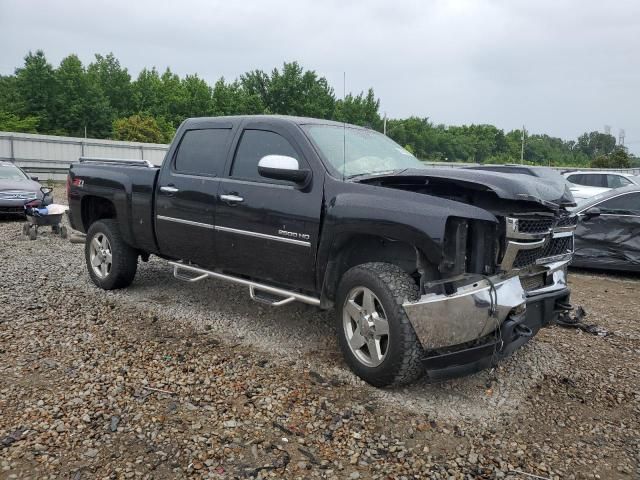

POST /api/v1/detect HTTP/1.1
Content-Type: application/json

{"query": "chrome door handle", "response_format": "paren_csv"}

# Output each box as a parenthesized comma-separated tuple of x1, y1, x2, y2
(160, 186, 179, 194)
(220, 194, 244, 204)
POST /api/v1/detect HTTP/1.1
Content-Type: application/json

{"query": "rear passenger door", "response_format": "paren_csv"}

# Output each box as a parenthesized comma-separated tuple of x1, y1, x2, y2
(155, 125, 234, 268)
(214, 122, 323, 290)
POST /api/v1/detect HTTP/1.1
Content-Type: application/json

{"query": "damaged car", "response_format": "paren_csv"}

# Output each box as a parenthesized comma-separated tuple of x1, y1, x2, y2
(571, 185, 640, 272)
(67, 116, 578, 386)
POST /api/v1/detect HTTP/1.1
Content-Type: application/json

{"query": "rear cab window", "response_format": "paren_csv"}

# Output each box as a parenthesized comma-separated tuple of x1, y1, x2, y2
(174, 128, 232, 176)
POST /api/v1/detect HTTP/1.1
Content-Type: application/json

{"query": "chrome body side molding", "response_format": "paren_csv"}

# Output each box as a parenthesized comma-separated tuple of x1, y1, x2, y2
(156, 215, 214, 230)
(156, 215, 311, 247)
(213, 225, 311, 247)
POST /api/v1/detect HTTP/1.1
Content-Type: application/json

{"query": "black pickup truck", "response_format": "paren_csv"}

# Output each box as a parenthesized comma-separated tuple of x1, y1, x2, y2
(67, 115, 578, 386)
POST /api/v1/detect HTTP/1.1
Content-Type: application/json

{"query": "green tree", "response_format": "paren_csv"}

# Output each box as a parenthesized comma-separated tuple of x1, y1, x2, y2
(112, 114, 167, 143)
(0, 75, 21, 115)
(211, 78, 264, 115)
(0, 111, 39, 133)
(241, 62, 335, 118)
(53, 54, 112, 137)
(14, 50, 57, 131)
(87, 53, 132, 117)
(577, 131, 616, 159)
(591, 146, 631, 168)
(181, 74, 213, 118)
(132, 68, 163, 116)
(334, 88, 382, 129)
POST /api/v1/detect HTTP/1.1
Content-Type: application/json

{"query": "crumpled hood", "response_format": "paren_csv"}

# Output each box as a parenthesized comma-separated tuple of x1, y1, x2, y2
(0, 178, 42, 192)
(358, 167, 576, 209)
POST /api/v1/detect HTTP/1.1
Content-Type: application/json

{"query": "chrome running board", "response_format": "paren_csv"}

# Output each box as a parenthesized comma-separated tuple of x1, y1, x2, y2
(169, 261, 321, 307)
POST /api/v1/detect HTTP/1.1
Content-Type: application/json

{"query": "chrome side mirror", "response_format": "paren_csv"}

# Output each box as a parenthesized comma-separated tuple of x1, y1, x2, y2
(257, 155, 311, 185)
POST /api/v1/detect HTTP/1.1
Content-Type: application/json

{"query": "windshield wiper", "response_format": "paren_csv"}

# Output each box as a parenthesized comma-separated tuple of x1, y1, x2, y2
(346, 169, 408, 181)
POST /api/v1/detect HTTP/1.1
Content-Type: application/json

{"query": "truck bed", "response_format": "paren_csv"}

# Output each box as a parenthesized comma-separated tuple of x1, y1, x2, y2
(67, 159, 161, 254)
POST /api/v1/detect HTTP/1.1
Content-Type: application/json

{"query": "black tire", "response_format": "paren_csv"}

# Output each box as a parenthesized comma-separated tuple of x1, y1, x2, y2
(52, 225, 59, 234)
(85, 219, 138, 290)
(335, 262, 424, 387)
(60, 226, 68, 239)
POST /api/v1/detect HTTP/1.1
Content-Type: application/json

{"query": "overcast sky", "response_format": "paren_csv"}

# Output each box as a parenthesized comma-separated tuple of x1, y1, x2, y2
(2, 0, 639, 151)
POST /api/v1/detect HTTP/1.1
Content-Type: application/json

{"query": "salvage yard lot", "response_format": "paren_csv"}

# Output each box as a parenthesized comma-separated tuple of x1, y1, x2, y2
(0, 190, 638, 479)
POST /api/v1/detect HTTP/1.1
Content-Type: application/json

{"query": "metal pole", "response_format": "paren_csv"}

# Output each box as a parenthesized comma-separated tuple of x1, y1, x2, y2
(9, 136, 15, 163)
(140, 145, 144, 160)
(520, 125, 525, 164)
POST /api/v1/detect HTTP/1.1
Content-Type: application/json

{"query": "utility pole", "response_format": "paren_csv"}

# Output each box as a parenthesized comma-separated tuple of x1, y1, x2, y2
(383, 112, 387, 136)
(520, 125, 526, 164)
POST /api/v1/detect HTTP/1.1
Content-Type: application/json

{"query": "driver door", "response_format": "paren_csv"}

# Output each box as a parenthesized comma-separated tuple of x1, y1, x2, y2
(214, 122, 323, 290)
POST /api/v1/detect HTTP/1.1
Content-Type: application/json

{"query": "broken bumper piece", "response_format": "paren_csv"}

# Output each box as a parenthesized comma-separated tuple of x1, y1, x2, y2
(402, 262, 571, 380)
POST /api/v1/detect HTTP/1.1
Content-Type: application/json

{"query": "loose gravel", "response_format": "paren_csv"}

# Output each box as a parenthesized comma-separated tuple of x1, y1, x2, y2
(0, 187, 638, 479)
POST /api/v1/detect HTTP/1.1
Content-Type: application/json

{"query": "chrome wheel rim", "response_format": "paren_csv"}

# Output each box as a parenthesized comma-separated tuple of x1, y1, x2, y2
(342, 287, 389, 367)
(89, 233, 112, 279)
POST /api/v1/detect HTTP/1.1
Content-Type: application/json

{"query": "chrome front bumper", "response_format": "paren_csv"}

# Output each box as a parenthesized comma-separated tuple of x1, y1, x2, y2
(403, 260, 569, 350)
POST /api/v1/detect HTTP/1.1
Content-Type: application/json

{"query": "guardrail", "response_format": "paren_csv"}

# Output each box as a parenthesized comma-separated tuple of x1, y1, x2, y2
(2, 130, 639, 179)
(0, 131, 168, 180)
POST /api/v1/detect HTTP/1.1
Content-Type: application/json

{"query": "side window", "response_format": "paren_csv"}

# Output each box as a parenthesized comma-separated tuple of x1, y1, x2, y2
(597, 193, 640, 215)
(607, 175, 632, 188)
(578, 174, 600, 187)
(567, 174, 583, 185)
(174, 128, 232, 176)
(231, 130, 299, 182)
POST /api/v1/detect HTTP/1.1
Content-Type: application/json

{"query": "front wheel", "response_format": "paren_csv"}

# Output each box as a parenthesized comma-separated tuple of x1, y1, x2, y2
(335, 262, 425, 387)
(85, 219, 138, 290)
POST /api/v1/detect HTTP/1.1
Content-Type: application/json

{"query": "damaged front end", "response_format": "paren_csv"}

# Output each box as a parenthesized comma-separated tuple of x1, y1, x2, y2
(404, 212, 577, 380)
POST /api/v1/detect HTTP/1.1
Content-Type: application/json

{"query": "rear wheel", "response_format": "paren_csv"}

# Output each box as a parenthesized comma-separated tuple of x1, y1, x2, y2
(85, 219, 138, 290)
(335, 262, 424, 387)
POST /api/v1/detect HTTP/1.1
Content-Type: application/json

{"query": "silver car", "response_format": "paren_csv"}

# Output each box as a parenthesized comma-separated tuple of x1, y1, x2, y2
(562, 170, 640, 201)
(0, 162, 53, 215)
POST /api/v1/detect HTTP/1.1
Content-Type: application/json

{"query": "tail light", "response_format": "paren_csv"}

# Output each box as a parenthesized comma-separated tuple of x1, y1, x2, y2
(67, 175, 84, 199)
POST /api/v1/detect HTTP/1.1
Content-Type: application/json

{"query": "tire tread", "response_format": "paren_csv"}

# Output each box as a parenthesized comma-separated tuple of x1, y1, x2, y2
(336, 262, 424, 387)
(85, 219, 138, 290)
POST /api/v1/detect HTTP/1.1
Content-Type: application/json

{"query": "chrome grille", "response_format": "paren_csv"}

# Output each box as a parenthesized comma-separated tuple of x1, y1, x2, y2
(501, 212, 576, 271)
(513, 236, 574, 269)
(0, 190, 37, 200)
(517, 217, 554, 234)
(520, 273, 546, 292)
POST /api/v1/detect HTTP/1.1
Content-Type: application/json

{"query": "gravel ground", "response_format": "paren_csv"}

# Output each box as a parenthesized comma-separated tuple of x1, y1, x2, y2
(0, 187, 638, 479)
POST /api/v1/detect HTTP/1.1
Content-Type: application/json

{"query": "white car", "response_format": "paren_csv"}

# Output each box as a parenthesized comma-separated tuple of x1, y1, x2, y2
(562, 171, 640, 201)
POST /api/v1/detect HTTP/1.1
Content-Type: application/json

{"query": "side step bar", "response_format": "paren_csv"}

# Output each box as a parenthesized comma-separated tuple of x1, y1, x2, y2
(169, 261, 321, 307)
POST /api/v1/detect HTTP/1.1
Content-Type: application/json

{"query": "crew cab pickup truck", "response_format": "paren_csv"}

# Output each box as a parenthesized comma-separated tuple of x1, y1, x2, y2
(67, 115, 578, 387)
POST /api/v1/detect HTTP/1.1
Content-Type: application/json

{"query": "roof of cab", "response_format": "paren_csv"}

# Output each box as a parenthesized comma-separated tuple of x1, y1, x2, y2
(182, 115, 366, 129)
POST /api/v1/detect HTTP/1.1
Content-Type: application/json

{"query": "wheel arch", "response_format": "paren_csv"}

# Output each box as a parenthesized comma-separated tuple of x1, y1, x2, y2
(319, 233, 433, 308)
